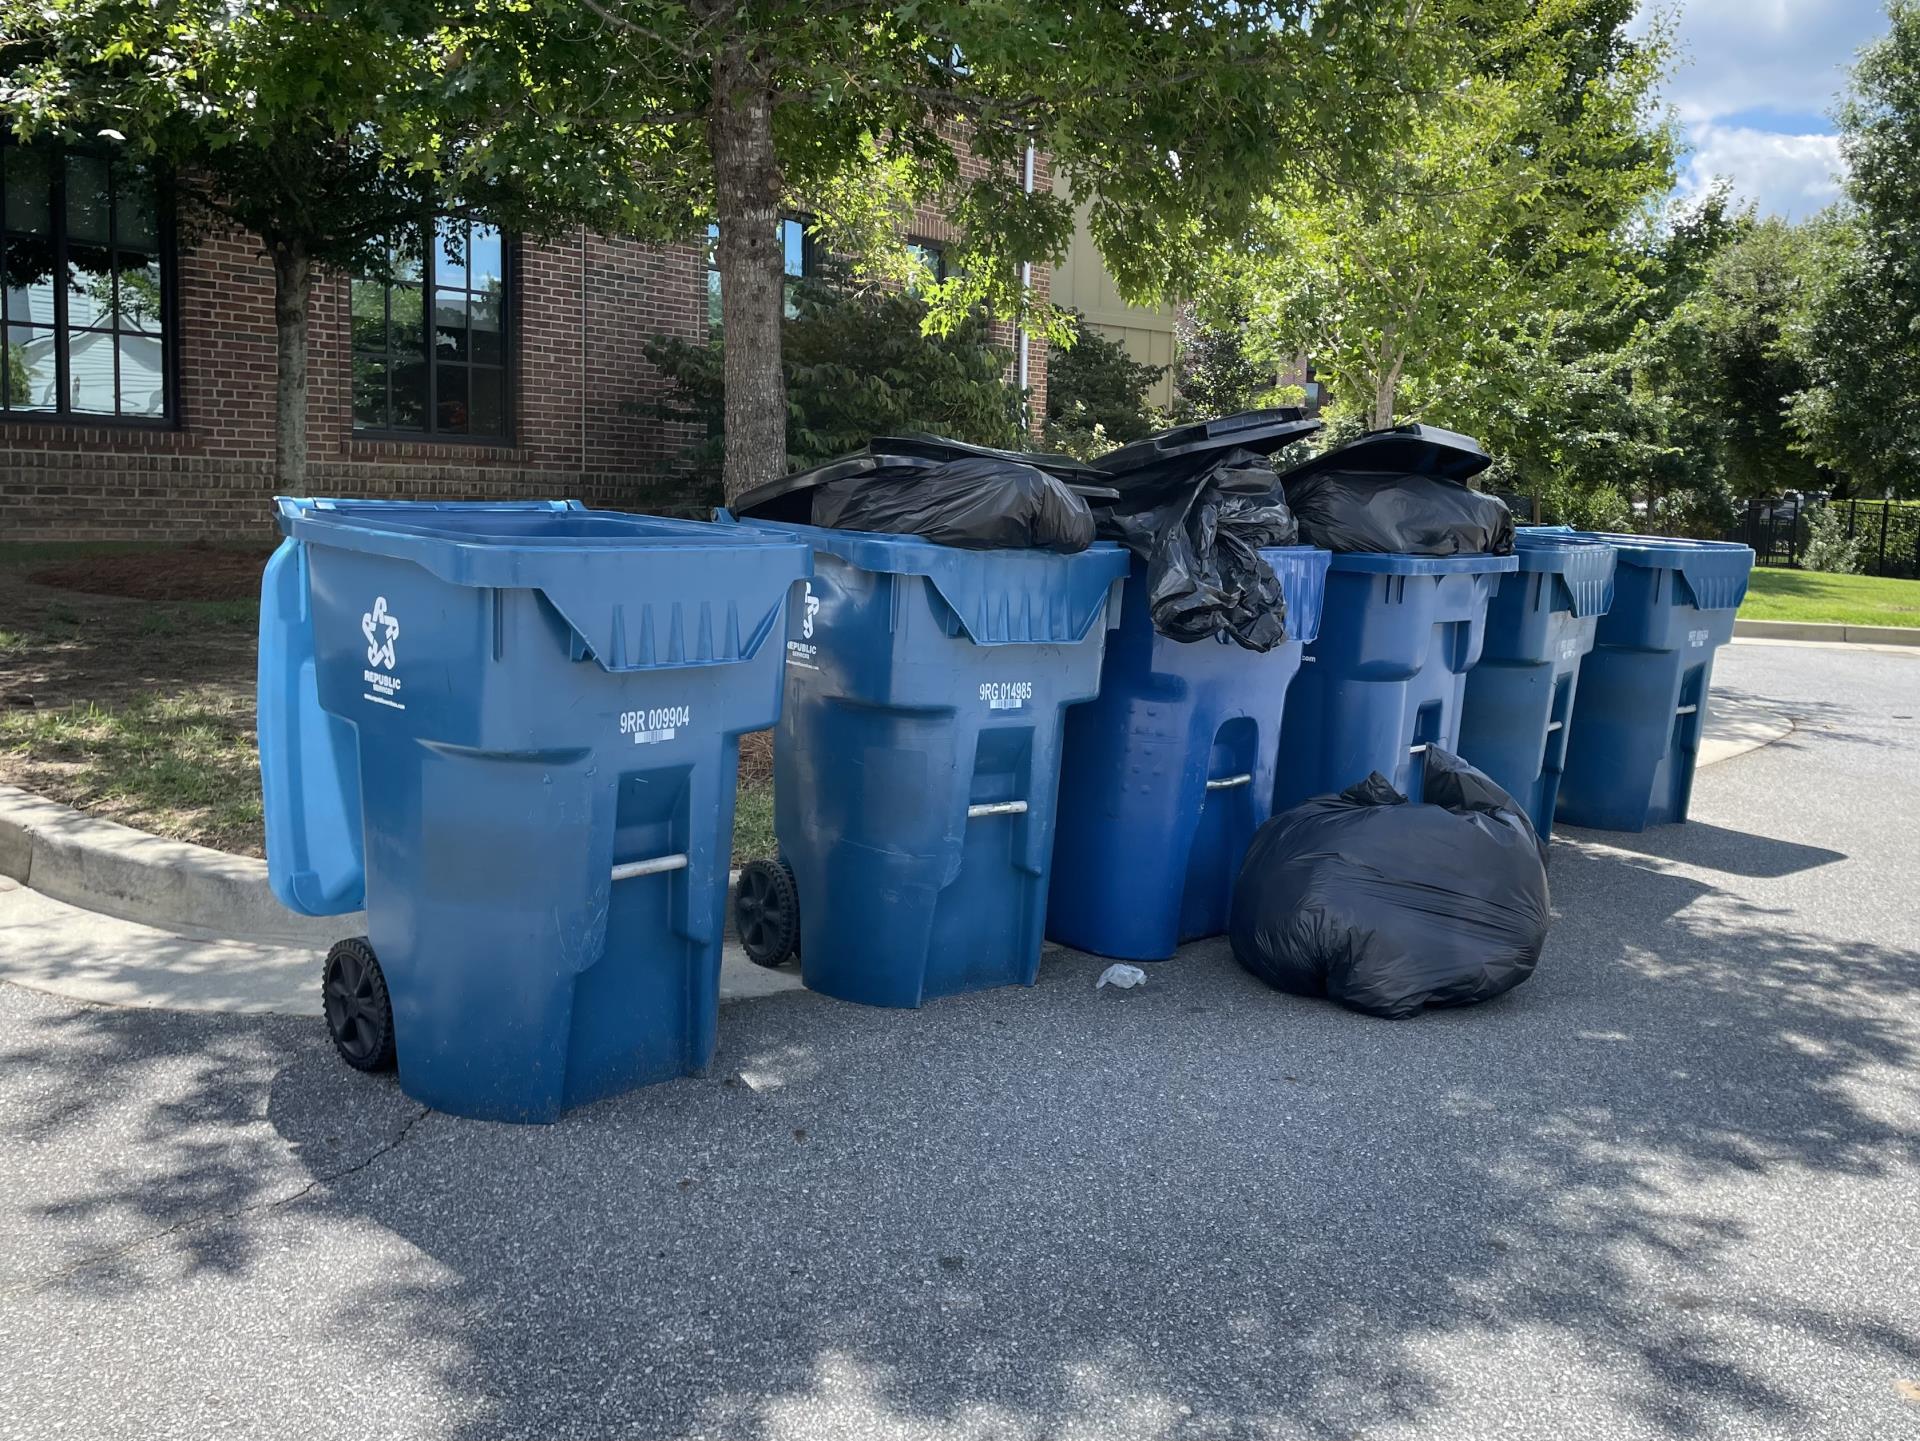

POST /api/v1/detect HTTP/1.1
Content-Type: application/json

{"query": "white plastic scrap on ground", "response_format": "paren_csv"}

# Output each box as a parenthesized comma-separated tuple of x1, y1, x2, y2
(1096, 964, 1148, 991)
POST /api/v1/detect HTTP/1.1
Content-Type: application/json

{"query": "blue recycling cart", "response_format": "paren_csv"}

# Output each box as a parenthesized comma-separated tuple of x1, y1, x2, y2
(257, 498, 810, 1123)
(1547, 531, 1755, 831)
(1046, 546, 1331, 961)
(722, 515, 1130, 1008)
(1455, 532, 1618, 841)
(1275, 550, 1518, 810)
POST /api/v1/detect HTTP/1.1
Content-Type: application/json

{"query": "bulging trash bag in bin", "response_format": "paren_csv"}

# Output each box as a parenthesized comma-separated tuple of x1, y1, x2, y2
(1228, 748, 1549, 1018)
(1278, 424, 1516, 556)
(733, 444, 1095, 552)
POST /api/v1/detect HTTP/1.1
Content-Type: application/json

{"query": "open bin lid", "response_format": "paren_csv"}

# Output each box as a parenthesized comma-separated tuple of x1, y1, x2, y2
(733, 441, 1120, 524)
(868, 435, 1119, 499)
(1094, 409, 1322, 477)
(1276, 423, 1493, 487)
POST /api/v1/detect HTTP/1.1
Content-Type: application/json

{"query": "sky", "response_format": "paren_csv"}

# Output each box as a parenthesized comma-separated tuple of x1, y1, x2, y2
(1648, 0, 1890, 219)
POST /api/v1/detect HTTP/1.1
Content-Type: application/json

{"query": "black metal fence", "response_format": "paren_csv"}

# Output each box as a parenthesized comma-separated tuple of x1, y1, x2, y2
(1727, 498, 1920, 580)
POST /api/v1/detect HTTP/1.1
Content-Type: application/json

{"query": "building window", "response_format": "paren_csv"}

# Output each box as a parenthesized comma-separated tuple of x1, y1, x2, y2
(352, 218, 509, 439)
(2, 144, 172, 421)
(707, 217, 818, 333)
(905, 239, 947, 287)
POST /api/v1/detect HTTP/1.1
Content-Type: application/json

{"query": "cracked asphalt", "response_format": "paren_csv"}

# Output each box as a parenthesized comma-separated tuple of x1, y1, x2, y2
(3, 640, 1919, 1441)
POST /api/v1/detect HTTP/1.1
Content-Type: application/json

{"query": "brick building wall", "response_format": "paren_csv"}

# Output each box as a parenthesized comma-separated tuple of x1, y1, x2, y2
(3, 160, 1054, 542)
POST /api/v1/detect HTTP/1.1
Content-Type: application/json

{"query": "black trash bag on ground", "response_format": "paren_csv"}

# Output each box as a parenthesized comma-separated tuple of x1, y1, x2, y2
(1092, 447, 1300, 651)
(1278, 424, 1514, 556)
(1229, 749, 1549, 1019)
(806, 455, 1094, 552)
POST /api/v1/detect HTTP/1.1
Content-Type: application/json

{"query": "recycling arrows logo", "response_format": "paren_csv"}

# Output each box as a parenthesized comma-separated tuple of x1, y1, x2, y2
(362, 596, 400, 669)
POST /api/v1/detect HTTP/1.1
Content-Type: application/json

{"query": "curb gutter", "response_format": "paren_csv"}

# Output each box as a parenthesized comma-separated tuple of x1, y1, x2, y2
(1734, 618, 1920, 646)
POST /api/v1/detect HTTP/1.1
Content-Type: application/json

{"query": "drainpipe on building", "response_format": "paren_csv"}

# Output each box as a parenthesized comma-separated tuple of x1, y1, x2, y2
(1017, 144, 1035, 426)
(580, 229, 589, 476)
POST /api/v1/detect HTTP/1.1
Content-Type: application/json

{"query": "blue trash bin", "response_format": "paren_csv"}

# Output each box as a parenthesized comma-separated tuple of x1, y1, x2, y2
(1275, 550, 1518, 809)
(1046, 546, 1331, 961)
(1455, 532, 1618, 841)
(258, 498, 810, 1122)
(726, 516, 1130, 1008)
(1546, 531, 1755, 831)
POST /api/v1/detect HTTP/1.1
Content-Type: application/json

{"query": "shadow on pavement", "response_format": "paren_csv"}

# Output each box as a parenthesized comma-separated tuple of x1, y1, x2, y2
(1559, 820, 1847, 879)
(5, 814, 1919, 1439)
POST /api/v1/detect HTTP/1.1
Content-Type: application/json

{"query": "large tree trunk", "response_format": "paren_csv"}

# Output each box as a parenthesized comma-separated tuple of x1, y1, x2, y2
(270, 241, 312, 493)
(707, 39, 786, 504)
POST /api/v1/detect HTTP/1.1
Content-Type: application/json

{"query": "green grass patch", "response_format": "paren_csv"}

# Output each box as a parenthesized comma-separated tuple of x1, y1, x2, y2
(732, 775, 777, 864)
(1739, 568, 1920, 628)
(0, 688, 263, 853)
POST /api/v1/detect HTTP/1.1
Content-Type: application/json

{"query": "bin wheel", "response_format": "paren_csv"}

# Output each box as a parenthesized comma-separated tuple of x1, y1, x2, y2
(735, 858, 800, 968)
(323, 937, 396, 1073)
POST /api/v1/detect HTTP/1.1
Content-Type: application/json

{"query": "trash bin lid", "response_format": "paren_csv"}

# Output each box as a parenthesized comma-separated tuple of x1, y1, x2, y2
(277, 497, 811, 672)
(1520, 528, 1753, 612)
(1326, 550, 1518, 576)
(1094, 409, 1322, 476)
(1512, 530, 1617, 618)
(871, 434, 1118, 496)
(733, 442, 1120, 521)
(1277, 423, 1492, 487)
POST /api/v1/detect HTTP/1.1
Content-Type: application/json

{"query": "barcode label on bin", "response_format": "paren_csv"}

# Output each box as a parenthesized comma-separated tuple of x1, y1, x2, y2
(979, 681, 1032, 712)
(621, 706, 691, 745)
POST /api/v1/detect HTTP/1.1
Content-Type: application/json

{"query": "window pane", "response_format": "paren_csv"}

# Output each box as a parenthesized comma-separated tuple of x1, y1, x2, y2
(469, 367, 503, 437)
(68, 330, 116, 412)
(388, 237, 424, 286)
(436, 363, 468, 433)
(469, 226, 501, 286)
(707, 270, 722, 331)
(391, 354, 427, 429)
(350, 276, 387, 352)
(115, 252, 163, 332)
(434, 289, 467, 360)
(4, 147, 52, 232)
(470, 284, 503, 364)
(390, 284, 425, 357)
(5, 324, 57, 408)
(117, 334, 164, 414)
(352, 353, 388, 428)
(117, 171, 159, 250)
(435, 218, 468, 288)
(5, 233, 59, 323)
(66, 246, 114, 329)
(781, 219, 806, 278)
(65, 154, 110, 245)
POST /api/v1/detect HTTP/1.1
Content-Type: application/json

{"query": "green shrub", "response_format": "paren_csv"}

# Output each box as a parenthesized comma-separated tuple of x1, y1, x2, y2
(1800, 502, 1865, 573)
(1043, 312, 1165, 459)
(643, 276, 1025, 489)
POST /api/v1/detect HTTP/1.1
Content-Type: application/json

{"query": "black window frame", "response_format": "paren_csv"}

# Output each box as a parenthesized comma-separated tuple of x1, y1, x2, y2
(706, 216, 821, 335)
(905, 237, 948, 285)
(351, 218, 516, 445)
(0, 141, 181, 428)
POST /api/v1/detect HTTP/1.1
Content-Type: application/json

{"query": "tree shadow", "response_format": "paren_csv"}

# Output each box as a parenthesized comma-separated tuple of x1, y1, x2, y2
(7, 816, 1919, 1437)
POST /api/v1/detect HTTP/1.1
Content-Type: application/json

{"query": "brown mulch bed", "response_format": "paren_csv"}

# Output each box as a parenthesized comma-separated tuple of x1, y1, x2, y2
(27, 543, 273, 603)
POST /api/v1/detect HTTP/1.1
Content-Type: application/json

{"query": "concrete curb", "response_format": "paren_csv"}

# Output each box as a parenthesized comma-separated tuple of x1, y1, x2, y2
(0, 783, 363, 947)
(1735, 618, 1920, 646)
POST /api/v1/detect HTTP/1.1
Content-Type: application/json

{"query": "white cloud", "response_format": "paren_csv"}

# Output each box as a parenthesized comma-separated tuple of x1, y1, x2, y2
(1643, 0, 1884, 125)
(1678, 122, 1845, 219)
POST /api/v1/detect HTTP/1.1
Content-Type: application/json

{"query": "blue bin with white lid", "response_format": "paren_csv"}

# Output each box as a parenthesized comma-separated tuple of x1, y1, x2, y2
(720, 513, 1130, 1008)
(258, 497, 810, 1122)
(1538, 529, 1755, 830)
(1046, 545, 1331, 961)
(1456, 531, 1618, 840)
(1275, 549, 1519, 809)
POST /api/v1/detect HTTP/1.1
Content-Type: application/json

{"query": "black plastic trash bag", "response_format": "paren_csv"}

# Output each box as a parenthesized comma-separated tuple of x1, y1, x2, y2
(1228, 749, 1549, 1019)
(1278, 424, 1515, 556)
(737, 453, 1094, 552)
(1088, 446, 1300, 650)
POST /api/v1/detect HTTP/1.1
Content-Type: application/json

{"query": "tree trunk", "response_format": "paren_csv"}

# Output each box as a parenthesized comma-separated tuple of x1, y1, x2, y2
(270, 241, 312, 494)
(1371, 373, 1396, 431)
(707, 39, 786, 504)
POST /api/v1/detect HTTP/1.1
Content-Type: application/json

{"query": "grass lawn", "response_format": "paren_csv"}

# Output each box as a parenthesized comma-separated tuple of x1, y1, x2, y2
(1739, 567, 1920, 629)
(0, 542, 779, 861)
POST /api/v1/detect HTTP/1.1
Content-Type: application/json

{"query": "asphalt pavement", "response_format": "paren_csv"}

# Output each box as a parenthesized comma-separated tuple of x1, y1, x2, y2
(3, 640, 1918, 1441)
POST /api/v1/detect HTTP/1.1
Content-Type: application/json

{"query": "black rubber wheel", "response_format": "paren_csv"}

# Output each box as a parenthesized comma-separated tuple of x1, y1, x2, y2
(322, 936, 396, 1072)
(735, 857, 800, 968)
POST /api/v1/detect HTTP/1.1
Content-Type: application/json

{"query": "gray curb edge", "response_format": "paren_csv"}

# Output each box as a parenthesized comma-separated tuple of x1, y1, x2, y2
(1734, 618, 1920, 646)
(0, 782, 747, 948)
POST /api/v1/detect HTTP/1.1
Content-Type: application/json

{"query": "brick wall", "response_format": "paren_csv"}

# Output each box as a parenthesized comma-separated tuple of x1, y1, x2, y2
(3, 177, 1052, 541)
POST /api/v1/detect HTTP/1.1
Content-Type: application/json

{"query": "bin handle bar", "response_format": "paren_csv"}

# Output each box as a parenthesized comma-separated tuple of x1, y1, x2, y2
(967, 801, 1028, 819)
(611, 853, 690, 882)
(1546, 721, 1564, 734)
(1675, 704, 1699, 716)
(1206, 774, 1253, 790)
(1409, 743, 1430, 756)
